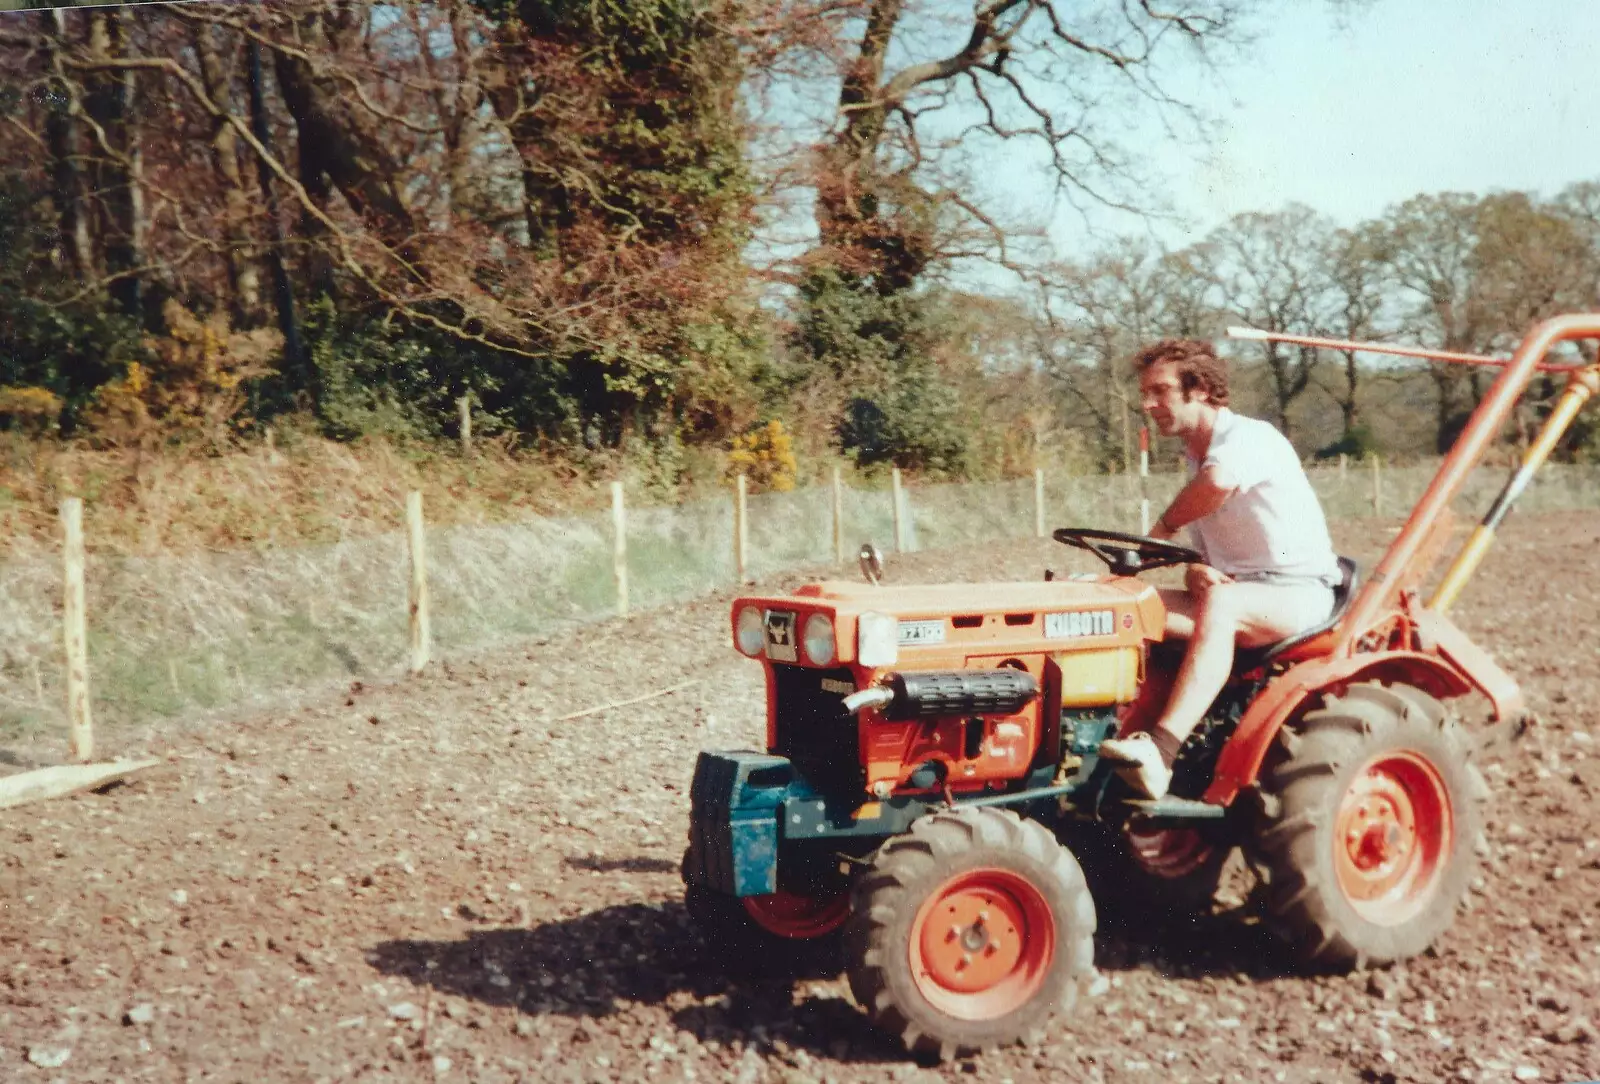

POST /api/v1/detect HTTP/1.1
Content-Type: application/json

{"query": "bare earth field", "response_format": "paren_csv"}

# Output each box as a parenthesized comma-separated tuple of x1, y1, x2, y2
(2, 512, 1598, 1084)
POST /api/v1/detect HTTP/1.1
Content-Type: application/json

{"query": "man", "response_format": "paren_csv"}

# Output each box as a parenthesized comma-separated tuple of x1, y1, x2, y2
(1096, 338, 1341, 799)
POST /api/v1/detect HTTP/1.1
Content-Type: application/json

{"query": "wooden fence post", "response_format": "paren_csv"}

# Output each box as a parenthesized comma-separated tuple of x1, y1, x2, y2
(891, 467, 907, 553)
(60, 498, 92, 763)
(1339, 453, 1348, 484)
(734, 473, 749, 584)
(1138, 425, 1151, 534)
(1371, 455, 1383, 516)
(832, 466, 845, 565)
(406, 491, 430, 673)
(457, 396, 472, 458)
(612, 481, 629, 616)
(1033, 467, 1045, 539)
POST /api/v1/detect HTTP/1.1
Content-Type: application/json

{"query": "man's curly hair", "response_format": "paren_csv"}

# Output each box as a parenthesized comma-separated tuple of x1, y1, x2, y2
(1135, 338, 1230, 407)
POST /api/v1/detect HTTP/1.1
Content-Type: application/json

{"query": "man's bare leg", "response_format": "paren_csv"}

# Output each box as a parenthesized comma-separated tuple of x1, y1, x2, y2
(1100, 583, 1325, 797)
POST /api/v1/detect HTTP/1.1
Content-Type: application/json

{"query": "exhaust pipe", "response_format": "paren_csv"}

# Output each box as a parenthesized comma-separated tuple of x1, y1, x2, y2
(842, 686, 894, 714)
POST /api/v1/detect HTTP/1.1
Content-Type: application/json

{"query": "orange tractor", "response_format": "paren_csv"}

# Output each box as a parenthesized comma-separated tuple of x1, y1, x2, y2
(681, 315, 1600, 1059)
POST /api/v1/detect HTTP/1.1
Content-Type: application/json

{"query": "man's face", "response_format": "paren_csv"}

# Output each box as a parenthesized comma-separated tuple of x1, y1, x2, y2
(1139, 359, 1211, 438)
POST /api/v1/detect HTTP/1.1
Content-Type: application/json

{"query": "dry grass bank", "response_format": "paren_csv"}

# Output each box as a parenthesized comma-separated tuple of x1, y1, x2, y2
(0, 431, 699, 560)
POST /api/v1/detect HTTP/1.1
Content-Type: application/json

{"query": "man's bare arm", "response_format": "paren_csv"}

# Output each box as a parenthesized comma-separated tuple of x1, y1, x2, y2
(1149, 465, 1235, 540)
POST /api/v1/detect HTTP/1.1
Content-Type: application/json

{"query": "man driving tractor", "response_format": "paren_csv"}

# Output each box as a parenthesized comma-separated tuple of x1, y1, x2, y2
(1096, 338, 1342, 799)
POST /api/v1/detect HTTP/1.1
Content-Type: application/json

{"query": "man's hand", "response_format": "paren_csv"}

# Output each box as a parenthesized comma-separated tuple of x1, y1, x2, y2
(1185, 563, 1233, 597)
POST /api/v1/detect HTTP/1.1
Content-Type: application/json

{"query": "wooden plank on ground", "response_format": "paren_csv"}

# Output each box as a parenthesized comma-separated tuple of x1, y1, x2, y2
(0, 758, 161, 812)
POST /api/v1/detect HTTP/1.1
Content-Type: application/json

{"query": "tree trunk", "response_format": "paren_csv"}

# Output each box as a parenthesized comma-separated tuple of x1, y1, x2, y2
(84, 10, 145, 324)
(272, 8, 420, 296)
(246, 37, 307, 399)
(482, 21, 567, 257)
(1264, 343, 1294, 437)
(1334, 349, 1360, 434)
(816, 0, 924, 291)
(40, 10, 95, 284)
(1430, 364, 1464, 454)
(194, 22, 263, 326)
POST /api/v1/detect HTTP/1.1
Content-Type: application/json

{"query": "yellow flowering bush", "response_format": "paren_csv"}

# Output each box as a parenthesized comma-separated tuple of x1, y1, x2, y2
(88, 300, 280, 447)
(727, 419, 797, 492)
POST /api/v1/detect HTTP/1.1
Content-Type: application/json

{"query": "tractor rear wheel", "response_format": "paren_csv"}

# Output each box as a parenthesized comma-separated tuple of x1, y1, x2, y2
(1253, 682, 1486, 970)
(1064, 821, 1231, 920)
(845, 807, 1096, 1061)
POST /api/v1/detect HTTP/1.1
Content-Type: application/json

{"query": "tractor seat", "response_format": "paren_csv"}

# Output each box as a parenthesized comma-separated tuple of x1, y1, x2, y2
(1233, 556, 1360, 673)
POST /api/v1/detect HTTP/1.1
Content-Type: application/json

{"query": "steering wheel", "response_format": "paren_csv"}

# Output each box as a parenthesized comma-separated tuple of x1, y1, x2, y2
(1052, 527, 1203, 578)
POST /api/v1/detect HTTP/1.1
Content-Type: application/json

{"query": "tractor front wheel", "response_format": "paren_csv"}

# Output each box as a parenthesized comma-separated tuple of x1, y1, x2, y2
(845, 807, 1096, 1061)
(1253, 682, 1486, 969)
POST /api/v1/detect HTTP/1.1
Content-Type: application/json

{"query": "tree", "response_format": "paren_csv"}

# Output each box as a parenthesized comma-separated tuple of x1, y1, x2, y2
(1200, 204, 1335, 438)
(1317, 223, 1388, 450)
(1039, 240, 1219, 471)
(779, 1, 1254, 289)
(1374, 192, 1498, 452)
(754, 0, 1260, 469)
(1376, 190, 1594, 452)
(0, 1, 775, 452)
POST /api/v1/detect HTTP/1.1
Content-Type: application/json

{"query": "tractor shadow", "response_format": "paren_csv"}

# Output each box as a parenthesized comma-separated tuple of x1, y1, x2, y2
(1091, 900, 1297, 981)
(365, 901, 906, 1064)
(368, 893, 1296, 1064)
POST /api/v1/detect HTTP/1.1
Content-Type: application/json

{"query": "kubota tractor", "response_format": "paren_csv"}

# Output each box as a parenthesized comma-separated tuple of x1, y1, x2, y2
(680, 314, 1600, 1060)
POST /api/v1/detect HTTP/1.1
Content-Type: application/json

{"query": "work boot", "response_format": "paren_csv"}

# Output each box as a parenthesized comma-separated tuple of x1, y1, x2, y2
(1096, 732, 1173, 800)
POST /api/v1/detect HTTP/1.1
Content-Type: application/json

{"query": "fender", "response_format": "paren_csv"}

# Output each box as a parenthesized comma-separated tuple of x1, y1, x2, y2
(1202, 650, 1476, 806)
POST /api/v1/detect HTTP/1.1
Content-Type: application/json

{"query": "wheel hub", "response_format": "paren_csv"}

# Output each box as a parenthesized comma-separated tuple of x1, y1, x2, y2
(908, 866, 1056, 1018)
(921, 892, 1023, 994)
(1333, 751, 1452, 925)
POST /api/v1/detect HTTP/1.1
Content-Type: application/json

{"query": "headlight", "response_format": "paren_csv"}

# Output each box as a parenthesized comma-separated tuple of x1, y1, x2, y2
(803, 613, 836, 665)
(735, 605, 765, 657)
(857, 610, 899, 668)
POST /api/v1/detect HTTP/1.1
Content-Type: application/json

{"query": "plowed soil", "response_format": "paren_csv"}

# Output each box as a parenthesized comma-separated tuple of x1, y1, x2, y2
(3, 512, 1598, 1084)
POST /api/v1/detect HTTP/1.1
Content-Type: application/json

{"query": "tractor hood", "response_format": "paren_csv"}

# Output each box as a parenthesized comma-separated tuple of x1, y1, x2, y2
(730, 576, 1165, 667)
(790, 577, 1152, 614)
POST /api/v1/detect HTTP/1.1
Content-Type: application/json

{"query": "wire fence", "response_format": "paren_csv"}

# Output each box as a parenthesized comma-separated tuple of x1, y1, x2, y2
(2, 460, 1597, 763)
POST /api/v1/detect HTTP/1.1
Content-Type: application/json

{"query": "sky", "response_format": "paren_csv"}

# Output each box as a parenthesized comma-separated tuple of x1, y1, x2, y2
(1053, 0, 1600, 250)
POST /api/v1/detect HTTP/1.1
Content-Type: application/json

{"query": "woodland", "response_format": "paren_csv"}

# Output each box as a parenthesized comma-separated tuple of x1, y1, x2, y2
(0, 0, 1596, 543)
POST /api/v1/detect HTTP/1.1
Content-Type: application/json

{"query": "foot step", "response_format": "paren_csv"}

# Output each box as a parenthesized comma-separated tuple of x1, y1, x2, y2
(1122, 796, 1226, 820)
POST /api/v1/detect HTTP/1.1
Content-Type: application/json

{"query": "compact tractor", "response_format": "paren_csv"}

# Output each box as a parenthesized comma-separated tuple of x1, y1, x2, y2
(681, 314, 1600, 1060)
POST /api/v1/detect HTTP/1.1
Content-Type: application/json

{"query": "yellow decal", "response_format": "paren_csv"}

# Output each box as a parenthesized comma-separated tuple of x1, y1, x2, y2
(852, 802, 884, 821)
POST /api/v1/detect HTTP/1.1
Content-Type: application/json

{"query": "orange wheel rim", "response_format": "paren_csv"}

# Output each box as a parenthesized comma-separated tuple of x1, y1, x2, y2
(741, 890, 849, 940)
(908, 868, 1055, 1021)
(1333, 751, 1453, 925)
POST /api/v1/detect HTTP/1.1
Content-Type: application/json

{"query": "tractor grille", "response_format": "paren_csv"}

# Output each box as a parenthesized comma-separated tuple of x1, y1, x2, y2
(771, 664, 865, 797)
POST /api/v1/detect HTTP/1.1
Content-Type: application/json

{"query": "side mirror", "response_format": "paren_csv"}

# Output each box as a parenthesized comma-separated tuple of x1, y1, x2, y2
(859, 542, 884, 586)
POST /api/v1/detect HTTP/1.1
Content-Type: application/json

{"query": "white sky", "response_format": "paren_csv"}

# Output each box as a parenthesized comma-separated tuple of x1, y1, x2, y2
(1058, 0, 1600, 250)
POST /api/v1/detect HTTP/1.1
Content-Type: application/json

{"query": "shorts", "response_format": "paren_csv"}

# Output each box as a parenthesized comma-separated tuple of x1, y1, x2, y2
(1230, 572, 1337, 633)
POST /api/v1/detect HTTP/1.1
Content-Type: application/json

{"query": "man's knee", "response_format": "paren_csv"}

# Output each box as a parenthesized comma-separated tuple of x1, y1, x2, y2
(1194, 584, 1242, 633)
